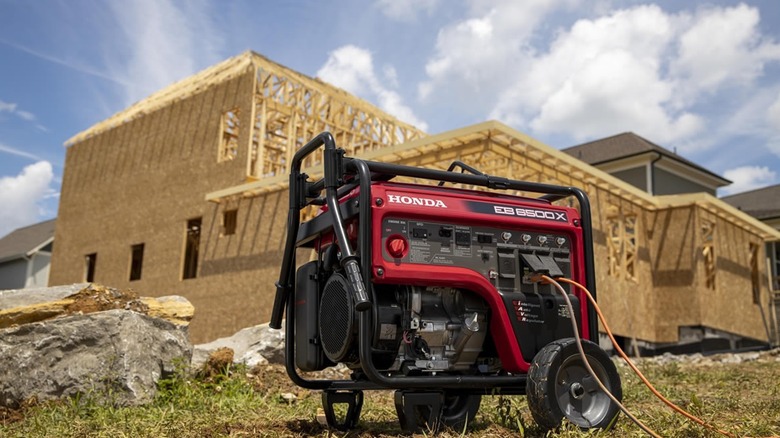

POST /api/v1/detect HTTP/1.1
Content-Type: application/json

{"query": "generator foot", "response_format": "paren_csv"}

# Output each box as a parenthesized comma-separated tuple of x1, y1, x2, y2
(321, 390, 363, 430)
(394, 391, 444, 433)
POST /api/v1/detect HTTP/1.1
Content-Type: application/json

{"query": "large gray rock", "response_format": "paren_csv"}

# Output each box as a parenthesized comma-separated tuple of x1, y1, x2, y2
(0, 283, 89, 310)
(0, 309, 192, 408)
(192, 323, 285, 369)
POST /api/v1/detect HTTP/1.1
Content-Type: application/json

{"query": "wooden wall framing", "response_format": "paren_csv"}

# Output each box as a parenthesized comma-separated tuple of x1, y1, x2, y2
(67, 50, 426, 156)
(700, 215, 717, 290)
(247, 67, 425, 179)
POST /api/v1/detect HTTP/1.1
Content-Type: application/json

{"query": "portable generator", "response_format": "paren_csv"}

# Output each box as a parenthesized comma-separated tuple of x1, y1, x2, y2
(270, 132, 622, 432)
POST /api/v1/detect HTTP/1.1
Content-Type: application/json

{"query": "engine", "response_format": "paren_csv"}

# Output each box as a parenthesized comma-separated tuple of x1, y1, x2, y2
(296, 261, 490, 373)
(387, 286, 489, 373)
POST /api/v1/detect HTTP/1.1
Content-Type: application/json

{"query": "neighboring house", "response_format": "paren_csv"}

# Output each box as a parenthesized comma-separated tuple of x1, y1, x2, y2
(721, 184, 780, 232)
(49, 51, 780, 351)
(0, 219, 56, 290)
(562, 132, 731, 196)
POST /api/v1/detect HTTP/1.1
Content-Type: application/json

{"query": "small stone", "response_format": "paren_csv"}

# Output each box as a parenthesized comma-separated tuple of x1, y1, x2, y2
(191, 323, 285, 369)
(280, 392, 297, 404)
(199, 347, 234, 378)
(742, 352, 760, 362)
(719, 354, 742, 364)
(316, 408, 328, 426)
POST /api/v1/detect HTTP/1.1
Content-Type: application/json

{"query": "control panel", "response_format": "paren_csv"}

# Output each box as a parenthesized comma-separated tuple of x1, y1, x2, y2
(381, 217, 572, 293)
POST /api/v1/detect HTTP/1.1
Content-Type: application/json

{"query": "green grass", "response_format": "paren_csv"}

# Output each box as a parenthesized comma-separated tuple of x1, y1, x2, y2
(1, 359, 778, 437)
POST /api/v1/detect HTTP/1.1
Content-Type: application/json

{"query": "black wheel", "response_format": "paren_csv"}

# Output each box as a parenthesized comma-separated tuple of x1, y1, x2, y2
(527, 338, 621, 430)
(414, 392, 481, 432)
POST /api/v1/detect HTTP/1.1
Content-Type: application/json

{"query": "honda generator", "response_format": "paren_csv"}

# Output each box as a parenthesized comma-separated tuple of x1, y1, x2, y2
(269, 132, 621, 432)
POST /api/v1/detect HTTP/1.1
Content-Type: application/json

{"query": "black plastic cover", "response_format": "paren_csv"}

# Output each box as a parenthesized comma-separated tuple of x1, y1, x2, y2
(295, 261, 331, 371)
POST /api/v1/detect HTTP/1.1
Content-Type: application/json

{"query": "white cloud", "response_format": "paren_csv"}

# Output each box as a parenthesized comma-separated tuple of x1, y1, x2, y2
(15, 110, 35, 121)
(376, 0, 439, 21)
(0, 161, 55, 237)
(767, 91, 780, 158)
(769, 93, 780, 126)
(382, 65, 399, 89)
(318, 46, 374, 96)
(0, 99, 37, 122)
(318, 45, 428, 131)
(419, 0, 575, 103)
(671, 4, 780, 100)
(0, 39, 129, 87)
(0, 101, 15, 113)
(0, 143, 43, 161)
(721, 165, 777, 195)
(419, 2, 780, 150)
(104, 0, 224, 106)
(500, 5, 705, 143)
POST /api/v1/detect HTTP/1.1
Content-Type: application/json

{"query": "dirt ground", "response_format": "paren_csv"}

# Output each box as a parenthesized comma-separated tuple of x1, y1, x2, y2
(64, 285, 148, 315)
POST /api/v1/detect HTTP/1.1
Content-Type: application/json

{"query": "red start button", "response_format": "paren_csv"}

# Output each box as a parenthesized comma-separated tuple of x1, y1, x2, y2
(386, 235, 408, 259)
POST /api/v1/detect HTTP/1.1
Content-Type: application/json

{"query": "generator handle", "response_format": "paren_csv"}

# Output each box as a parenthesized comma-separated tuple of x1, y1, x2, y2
(271, 132, 372, 329)
(271, 132, 339, 329)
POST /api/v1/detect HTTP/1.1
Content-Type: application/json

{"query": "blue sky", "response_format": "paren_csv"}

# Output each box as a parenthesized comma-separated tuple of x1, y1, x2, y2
(1, 0, 780, 237)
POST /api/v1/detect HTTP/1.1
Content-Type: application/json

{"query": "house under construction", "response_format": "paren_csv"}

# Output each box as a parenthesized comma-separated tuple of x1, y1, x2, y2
(50, 51, 780, 347)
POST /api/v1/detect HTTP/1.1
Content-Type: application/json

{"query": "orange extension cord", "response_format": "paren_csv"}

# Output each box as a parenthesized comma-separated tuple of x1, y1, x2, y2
(551, 276, 738, 438)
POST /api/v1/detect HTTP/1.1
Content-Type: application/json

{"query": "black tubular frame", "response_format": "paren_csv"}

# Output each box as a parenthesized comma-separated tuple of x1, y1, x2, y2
(270, 132, 598, 393)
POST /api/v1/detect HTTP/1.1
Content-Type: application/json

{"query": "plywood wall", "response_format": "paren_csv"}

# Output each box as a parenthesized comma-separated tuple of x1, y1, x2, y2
(51, 70, 258, 342)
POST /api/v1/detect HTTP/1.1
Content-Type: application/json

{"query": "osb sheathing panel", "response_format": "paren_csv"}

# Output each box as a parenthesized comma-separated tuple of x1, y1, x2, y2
(648, 207, 701, 342)
(587, 193, 657, 343)
(645, 206, 771, 343)
(50, 70, 258, 342)
(697, 212, 769, 341)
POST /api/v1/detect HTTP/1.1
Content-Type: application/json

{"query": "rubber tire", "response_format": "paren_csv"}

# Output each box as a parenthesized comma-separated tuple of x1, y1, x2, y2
(527, 338, 622, 430)
(415, 393, 481, 432)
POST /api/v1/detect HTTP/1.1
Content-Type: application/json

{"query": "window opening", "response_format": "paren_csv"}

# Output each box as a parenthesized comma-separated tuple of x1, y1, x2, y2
(85, 253, 97, 283)
(219, 108, 240, 162)
(222, 209, 238, 236)
(183, 218, 202, 279)
(129, 243, 145, 281)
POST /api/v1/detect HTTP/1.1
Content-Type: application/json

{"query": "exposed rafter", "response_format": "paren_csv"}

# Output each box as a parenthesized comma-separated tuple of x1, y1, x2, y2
(66, 51, 425, 148)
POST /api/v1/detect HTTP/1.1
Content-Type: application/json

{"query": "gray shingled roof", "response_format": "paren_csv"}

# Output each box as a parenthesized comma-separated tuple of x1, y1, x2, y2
(720, 184, 780, 221)
(0, 219, 56, 263)
(562, 132, 730, 186)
